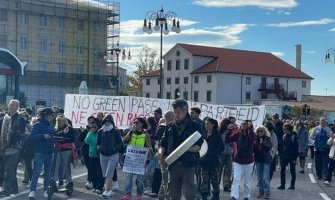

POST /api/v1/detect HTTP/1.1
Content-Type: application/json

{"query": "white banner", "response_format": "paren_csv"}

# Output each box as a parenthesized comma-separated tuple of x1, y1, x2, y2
(122, 145, 148, 175)
(64, 94, 266, 129)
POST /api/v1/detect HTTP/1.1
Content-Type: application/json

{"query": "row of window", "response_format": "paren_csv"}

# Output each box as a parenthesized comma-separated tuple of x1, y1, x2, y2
(146, 75, 212, 86)
(245, 76, 307, 88)
(20, 36, 101, 55)
(21, 13, 100, 32)
(37, 63, 101, 78)
(166, 59, 189, 71)
(0, 10, 101, 32)
(145, 90, 212, 102)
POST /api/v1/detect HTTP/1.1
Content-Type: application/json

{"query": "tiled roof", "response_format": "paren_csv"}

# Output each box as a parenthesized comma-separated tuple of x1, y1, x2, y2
(141, 69, 160, 77)
(178, 43, 313, 79)
(301, 95, 335, 112)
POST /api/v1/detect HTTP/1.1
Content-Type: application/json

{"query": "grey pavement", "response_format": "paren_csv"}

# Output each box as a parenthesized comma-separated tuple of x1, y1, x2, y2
(0, 157, 333, 200)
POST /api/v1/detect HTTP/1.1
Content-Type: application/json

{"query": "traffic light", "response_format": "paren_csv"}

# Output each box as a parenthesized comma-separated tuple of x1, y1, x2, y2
(307, 106, 311, 115)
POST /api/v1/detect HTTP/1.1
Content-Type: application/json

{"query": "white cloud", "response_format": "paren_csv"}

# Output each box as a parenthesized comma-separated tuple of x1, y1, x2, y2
(192, 0, 298, 9)
(118, 20, 250, 73)
(329, 28, 335, 32)
(266, 18, 335, 27)
(271, 52, 285, 57)
(305, 50, 316, 54)
(277, 10, 291, 15)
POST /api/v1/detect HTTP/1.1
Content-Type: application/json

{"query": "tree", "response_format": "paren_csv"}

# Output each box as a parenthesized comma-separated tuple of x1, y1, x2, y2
(127, 45, 159, 94)
(18, 91, 28, 108)
(284, 105, 325, 120)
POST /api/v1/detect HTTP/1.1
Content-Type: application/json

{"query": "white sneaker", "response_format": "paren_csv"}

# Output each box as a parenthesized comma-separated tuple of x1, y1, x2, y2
(26, 181, 31, 189)
(112, 181, 119, 190)
(28, 191, 35, 199)
(144, 189, 151, 195)
(102, 191, 108, 198)
(106, 190, 114, 197)
(43, 191, 48, 198)
(85, 182, 93, 190)
(324, 181, 330, 185)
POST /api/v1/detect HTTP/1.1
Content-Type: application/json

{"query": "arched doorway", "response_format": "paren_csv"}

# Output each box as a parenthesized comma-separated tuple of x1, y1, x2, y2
(0, 48, 26, 104)
(175, 88, 181, 99)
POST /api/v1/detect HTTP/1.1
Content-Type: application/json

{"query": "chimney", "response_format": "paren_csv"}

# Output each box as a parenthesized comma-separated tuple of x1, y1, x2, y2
(296, 44, 301, 70)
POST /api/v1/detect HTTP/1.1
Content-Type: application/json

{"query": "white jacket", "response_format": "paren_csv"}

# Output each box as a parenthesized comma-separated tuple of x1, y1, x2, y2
(327, 137, 335, 159)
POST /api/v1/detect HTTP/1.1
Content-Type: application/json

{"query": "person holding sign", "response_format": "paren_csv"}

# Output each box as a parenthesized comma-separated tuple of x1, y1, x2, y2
(122, 117, 152, 200)
(158, 99, 203, 200)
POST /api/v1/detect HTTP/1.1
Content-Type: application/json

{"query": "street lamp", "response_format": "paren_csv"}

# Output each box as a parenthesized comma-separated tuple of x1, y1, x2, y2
(104, 43, 131, 95)
(142, 7, 181, 98)
(325, 48, 335, 63)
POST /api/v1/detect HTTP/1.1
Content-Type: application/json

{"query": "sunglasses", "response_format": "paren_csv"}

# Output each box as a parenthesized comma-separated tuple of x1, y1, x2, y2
(133, 121, 140, 124)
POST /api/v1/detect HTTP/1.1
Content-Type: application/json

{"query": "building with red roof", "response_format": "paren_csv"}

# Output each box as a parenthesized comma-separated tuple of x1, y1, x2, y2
(142, 43, 312, 104)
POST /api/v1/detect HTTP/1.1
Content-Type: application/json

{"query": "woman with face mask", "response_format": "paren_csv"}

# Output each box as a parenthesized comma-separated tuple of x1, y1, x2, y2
(97, 115, 124, 198)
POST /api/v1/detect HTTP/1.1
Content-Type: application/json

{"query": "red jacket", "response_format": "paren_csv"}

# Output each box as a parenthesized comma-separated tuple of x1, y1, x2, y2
(225, 128, 256, 164)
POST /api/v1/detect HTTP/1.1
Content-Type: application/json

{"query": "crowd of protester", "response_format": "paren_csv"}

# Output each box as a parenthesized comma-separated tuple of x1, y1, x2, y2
(1, 98, 335, 200)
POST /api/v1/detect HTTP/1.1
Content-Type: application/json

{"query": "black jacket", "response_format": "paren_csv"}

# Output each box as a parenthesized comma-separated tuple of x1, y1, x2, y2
(201, 130, 224, 169)
(253, 135, 273, 164)
(282, 132, 299, 160)
(160, 113, 203, 167)
(97, 128, 124, 156)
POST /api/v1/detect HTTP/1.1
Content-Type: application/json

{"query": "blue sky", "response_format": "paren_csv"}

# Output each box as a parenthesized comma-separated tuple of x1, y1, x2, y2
(109, 0, 335, 96)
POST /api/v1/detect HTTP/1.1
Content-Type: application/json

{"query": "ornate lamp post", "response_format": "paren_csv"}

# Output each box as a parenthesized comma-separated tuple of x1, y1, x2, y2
(142, 7, 181, 98)
(325, 48, 335, 63)
(104, 43, 131, 95)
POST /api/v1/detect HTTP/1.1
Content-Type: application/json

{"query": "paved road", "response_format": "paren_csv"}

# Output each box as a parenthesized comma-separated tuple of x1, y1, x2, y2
(1, 157, 334, 200)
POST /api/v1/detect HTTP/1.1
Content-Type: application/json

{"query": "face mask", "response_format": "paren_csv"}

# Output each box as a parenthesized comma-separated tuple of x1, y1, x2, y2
(103, 124, 114, 131)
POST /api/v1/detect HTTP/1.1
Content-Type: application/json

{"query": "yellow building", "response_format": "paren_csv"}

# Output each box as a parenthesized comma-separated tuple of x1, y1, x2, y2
(0, 0, 120, 108)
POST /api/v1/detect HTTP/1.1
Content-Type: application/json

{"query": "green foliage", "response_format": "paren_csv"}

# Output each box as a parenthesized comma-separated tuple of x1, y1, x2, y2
(18, 92, 28, 108)
(285, 105, 325, 120)
(127, 45, 159, 93)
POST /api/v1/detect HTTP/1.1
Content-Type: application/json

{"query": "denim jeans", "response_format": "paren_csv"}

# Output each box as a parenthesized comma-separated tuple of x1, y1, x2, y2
(256, 162, 270, 194)
(30, 153, 53, 191)
(125, 173, 144, 196)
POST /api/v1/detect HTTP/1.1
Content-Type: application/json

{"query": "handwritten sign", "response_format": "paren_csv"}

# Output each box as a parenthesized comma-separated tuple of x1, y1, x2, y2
(122, 145, 148, 175)
(64, 94, 266, 128)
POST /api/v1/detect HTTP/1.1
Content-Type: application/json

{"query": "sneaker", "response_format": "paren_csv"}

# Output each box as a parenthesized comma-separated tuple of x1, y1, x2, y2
(121, 194, 131, 200)
(26, 181, 31, 189)
(96, 190, 102, 194)
(135, 195, 142, 200)
(28, 191, 35, 199)
(106, 190, 114, 196)
(324, 181, 330, 186)
(43, 191, 48, 198)
(264, 193, 270, 199)
(92, 189, 97, 193)
(85, 182, 93, 190)
(102, 191, 108, 198)
(0, 190, 10, 197)
(144, 189, 151, 195)
(149, 192, 158, 198)
(112, 181, 119, 190)
(257, 192, 264, 198)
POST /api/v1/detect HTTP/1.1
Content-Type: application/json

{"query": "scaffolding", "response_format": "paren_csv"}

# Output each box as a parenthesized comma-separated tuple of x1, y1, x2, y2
(0, 0, 120, 107)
